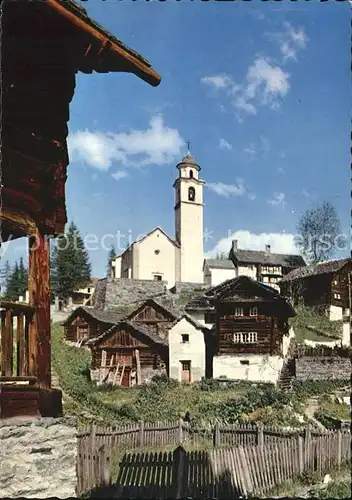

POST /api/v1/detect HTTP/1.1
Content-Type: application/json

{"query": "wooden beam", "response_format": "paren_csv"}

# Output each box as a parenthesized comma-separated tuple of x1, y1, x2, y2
(28, 232, 51, 389)
(46, 0, 161, 87)
(135, 349, 141, 386)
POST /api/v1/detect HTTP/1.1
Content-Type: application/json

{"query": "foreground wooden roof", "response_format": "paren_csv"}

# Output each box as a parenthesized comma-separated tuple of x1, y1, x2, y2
(1, 0, 161, 241)
(46, 0, 161, 86)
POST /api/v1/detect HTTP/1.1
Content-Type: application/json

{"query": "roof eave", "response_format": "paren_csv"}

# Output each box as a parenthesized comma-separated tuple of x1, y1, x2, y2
(47, 0, 161, 87)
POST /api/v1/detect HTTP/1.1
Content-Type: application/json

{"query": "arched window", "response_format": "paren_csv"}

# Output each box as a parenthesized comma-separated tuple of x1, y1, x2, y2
(188, 186, 195, 201)
(189, 170, 193, 178)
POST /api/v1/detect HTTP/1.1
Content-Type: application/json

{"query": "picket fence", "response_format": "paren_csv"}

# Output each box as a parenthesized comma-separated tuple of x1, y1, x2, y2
(76, 421, 351, 496)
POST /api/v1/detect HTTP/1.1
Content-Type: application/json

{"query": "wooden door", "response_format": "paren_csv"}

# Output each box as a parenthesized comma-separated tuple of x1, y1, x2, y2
(181, 361, 191, 382)
(120, 368, 131, 387)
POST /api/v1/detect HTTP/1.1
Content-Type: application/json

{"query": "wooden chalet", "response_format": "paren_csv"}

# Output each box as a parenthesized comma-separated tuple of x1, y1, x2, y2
(0, 0, 160, 418)
(229, 240, 305, 290)
(62, 307, 126, 345)
(86, 297, 180, 386)
(87, 320, 169, 387)
(279, 258, 352, 320)
(186, 277, 296, 382)
(205, 276, 296, 357)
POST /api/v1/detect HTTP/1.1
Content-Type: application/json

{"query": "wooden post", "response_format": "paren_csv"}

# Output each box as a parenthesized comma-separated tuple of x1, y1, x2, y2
(214, 422, 220, 448)
(135, 349, 141, 385)
(348, 272, 351, 334)
(304, 424, 311, 469)
(256, 422, 264, 450)
(337, 430, 342, 469)
(178, 418, 183, 443)
(172, 445, 186, 499)
(139, 420, 145, 447)
(99, 444, 111, 487)
(28, 232, 51, 388)
(297, 435, 304, 474)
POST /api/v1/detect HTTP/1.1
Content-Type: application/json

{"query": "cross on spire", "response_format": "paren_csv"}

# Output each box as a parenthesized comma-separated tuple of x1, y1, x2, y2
(186, 140, 191, 153)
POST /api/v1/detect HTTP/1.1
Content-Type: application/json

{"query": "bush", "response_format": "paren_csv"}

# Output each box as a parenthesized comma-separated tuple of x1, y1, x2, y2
(198, 378, 222, 391)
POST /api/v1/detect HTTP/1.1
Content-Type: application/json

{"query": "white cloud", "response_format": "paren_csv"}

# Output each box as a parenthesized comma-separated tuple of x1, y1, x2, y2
(207, 179, 246, 197)
(243, 144, 257, 157)
(277, 167, 285, 174)
(219, 138, 232, 150)
(268, 22, 308, 63)
(244, 135, 270, 159)
(201, 75, 233, 89)
(268, 192, 286, 208)
(206, 230, 299, 258)
(112, 170, 128, 181)
(201, 57, 290, 118)
(68, 115, 184, 171)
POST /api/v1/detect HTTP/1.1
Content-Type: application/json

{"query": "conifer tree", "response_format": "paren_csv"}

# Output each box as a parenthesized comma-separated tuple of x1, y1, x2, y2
(52, 222, 91, 301)
(107, 245, 117, 277)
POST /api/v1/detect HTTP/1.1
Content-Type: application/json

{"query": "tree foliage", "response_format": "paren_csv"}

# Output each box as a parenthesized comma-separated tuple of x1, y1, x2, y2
(295, 201, 341, 263)
(107, 245, 117, 277)
(51, 222, 91, 302)
(3, 257, 28, 301)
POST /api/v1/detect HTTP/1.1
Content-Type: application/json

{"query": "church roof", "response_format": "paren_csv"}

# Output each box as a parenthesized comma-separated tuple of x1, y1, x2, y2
(176, 152, 201, 171)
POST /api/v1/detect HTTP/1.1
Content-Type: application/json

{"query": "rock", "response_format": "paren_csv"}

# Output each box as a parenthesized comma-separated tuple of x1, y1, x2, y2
(0, 417, 77, 498)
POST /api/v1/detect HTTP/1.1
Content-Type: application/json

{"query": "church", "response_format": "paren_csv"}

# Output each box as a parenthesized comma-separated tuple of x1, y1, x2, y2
(110, 150, 206, 289)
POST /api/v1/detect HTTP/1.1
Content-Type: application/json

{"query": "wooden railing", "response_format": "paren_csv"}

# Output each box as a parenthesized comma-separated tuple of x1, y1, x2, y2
(0, 300, 36, 383)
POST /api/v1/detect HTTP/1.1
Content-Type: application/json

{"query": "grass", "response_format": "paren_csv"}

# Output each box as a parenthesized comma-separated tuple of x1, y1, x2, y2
(52, 322, 349, 429)
(266, 461, 351, 498)
(290, 304, 343, 343)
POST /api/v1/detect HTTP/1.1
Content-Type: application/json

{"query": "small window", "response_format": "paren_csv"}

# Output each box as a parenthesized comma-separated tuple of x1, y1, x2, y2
(333, 279, 338, 285)
(154, 249, 160, 255)
(188, 186, 195, 201)
(233, 333, 242, 343)
(87, 288, 91, 293)
(240, 360, 249, 366)
(189, 170, 194, 178)
(249, 306, 258, 316)
(153, 275, 162, 281)
(234, 307, 243, 316)
(181, 334, 189, 343)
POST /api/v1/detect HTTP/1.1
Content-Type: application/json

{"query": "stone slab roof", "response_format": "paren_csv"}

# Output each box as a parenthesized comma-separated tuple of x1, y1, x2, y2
(204, 259, 235, 270)
(280, 258, 351, 283)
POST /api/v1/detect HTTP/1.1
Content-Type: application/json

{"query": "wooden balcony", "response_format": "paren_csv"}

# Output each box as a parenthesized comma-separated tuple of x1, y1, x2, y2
(0, 300, 62, 419)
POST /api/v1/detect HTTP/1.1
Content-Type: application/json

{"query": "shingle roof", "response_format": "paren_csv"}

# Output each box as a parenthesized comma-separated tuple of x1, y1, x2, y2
(86, 320, 168, 347)
(55, 0, 153, 68)
(279, 258, 351, 283)
(231, 249, 305, 268)
(62, 306, 127, 326)
(185, 276, 295, 316)
(204, 259, 235, 270)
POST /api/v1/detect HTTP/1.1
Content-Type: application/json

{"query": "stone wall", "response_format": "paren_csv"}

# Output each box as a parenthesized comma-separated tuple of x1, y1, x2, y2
(104, 278, 168, 309)
(295, 357, 351, 381)
(0, 417, 77, 498)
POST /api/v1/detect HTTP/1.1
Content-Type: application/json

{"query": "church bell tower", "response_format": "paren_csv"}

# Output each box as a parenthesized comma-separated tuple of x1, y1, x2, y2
(174, 147, 205, 284)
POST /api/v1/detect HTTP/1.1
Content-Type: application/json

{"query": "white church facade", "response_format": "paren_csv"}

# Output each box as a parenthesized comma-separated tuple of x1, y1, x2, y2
(111, 152, 205, 289)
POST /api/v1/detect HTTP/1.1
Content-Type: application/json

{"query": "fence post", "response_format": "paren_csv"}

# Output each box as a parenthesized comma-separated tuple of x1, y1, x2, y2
(178, 418, 183, 443)
(99, 444, 111, 487)
(213, 422, 220, 448)
(256, 422, 264, 450)
(91, 424, 97, 489)
(139, 420, 145, 447)
(297, 435, 304, 474)
(337, 430, 342, 469)
(172, 445, 186, 499)
(304, 424, 311, 469)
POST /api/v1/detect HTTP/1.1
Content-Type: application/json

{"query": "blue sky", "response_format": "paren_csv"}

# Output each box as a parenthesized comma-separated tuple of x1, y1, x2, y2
(2, 0, 351, 278)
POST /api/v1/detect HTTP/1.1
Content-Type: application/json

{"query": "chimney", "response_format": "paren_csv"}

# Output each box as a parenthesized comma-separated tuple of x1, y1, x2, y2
(265, 244, 271, 255)
(232, 239, 238, 252)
